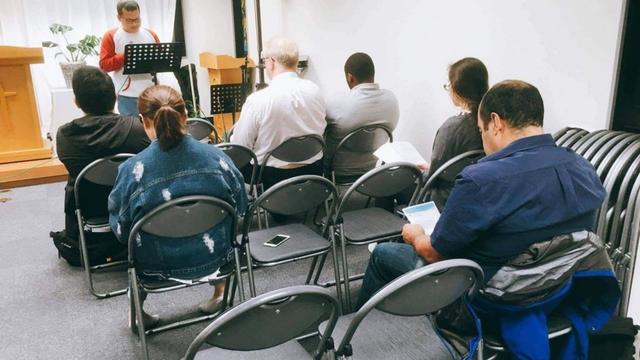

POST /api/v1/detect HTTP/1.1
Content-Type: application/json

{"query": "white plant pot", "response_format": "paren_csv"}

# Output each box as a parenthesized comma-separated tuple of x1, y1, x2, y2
(59, 61, 86, 88)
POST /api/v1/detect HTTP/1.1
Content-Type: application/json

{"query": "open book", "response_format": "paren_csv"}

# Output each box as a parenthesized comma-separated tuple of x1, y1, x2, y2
(402, 201, 440, 235)
(374, 141, 427, 165)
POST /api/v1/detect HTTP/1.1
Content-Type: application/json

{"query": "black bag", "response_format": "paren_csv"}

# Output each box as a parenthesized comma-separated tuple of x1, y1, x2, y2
(50, 229, 127, 267)
(589, 316, 638, 360)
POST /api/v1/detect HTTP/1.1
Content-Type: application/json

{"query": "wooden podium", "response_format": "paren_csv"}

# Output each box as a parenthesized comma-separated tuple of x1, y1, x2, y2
(0, 46, 51, 164)
(199, 52, 255, 139)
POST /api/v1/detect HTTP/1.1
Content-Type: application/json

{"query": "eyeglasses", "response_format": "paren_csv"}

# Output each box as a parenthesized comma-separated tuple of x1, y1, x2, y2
(443, 83, 451, 91)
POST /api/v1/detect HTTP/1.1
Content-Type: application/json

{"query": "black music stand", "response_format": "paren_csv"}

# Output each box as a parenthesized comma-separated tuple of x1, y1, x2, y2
(123, 42, 182, 85)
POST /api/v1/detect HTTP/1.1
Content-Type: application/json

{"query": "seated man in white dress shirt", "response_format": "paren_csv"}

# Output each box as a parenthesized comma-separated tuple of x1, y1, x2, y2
(324, 52, 400, 182)
(231, 37, 326, 190)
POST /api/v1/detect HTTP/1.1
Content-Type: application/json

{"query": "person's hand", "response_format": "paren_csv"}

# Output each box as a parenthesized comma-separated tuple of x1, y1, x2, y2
(402, 224, 426, 246)
(417, 163, 430, 171)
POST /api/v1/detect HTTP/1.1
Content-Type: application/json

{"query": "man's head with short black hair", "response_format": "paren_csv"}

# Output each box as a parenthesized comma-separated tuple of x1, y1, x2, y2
(344, 52, 375, 88)
(117, 0, 139, 15)
(72, 66, 116, 115)
(478, 80, 544, 131)
(477, 80, 545, 155)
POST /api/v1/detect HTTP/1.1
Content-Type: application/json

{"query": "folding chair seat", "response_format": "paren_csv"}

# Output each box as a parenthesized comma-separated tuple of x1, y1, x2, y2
(128, 195, 244, 360)
(244, 223, 332, 263)
(74, 153, 134, 299)
(241, 175, 343, 308)
(325, 125, 393, 186)
(183, 285, 340, 360)
(319, 259, 484, 359)
(341, 207, 407, 243)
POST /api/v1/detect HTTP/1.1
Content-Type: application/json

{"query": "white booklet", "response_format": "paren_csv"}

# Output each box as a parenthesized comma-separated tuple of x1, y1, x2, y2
(374, 141, 427, 165)
(402, 201, 441, 235)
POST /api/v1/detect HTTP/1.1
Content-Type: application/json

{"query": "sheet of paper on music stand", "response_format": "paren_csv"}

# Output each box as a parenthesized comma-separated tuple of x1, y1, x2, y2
(374, 141, 427, 165)
(402, 201, 440, 235)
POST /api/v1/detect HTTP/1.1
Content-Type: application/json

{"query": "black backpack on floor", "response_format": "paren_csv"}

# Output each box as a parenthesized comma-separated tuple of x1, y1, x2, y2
(50, 229, 127, 267)
(589, 316, 638, 360)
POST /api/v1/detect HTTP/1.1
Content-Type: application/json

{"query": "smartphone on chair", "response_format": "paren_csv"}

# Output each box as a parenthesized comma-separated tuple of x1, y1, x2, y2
(263, 234, 290, 247)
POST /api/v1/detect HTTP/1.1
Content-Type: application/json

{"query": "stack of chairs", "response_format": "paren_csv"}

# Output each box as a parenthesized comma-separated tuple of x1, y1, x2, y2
(553, 127, 640, 315)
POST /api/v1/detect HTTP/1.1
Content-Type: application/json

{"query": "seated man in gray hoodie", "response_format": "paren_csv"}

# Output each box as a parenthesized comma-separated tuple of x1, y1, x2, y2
(53, 66, 149, 264)
(324, 53, 399, 182)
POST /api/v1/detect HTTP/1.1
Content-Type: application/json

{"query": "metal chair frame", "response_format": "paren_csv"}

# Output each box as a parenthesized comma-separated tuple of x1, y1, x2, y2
(127, 195, 244, 360)
(74, 153, 134, 299)
(186, 117, 219, 143)
(183, 285, 340, 360)
(240, 175, 344, 313)
(256, 134, 326, 187)
(327, 125, 393, 185)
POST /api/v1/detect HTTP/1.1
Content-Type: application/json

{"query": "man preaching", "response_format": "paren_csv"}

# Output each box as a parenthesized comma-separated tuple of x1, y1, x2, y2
(99, 0, 160, 116)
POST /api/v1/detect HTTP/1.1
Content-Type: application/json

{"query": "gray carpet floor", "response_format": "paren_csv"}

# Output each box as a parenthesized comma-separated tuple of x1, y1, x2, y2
(0, 182, 450, 360)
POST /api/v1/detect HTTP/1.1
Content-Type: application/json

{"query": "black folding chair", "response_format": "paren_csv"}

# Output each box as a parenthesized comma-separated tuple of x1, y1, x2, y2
(187, 118, 219, 143)
(183, 285, 340, 360)
(74, 153, 134, 299)
(320, 162, 423, 311)
(127, 195, 244, 360)
(320, 259, 483, 359)
(326, 125, 393, 185)
(239, 175, 344, 310)
(257, 134, 325, 188)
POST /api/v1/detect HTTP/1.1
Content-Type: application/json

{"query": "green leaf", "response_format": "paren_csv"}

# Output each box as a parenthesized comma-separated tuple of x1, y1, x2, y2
(49, 23, 73, 34)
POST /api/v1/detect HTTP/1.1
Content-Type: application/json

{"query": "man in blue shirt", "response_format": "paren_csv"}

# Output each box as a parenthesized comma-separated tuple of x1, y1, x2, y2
(357, 80, 606, 307)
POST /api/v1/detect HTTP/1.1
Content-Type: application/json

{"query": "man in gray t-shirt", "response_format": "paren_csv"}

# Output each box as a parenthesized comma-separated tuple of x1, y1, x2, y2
(325, 53, 399, 180)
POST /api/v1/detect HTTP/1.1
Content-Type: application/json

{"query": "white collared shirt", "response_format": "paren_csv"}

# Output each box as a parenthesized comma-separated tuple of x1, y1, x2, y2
(231, 72, 326, 168)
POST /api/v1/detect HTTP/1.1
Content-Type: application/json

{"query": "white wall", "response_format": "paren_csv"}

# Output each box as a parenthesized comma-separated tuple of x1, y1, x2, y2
(246, 0, 625, 160)
(181, 0, 237, 115)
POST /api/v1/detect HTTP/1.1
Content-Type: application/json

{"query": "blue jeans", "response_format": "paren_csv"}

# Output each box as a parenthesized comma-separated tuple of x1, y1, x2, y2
(117, 95, 139, 116)
(357, 242, 426, 308)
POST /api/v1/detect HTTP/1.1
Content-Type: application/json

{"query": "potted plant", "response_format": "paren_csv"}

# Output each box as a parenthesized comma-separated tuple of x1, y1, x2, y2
(42, 24, 101, 88)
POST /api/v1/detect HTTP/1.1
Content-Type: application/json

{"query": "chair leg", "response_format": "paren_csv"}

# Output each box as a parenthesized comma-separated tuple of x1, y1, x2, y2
(330, 226, 344, 315)
(245, 244, 257, 297)
(229, 275, 237, 307)
(233, 249, 245, 302)
(305, 256, 319, 284)
(339, 224, 352, 312)
(77, 211, 98, 297)
(312, 253, 328, 285)
(130, 268, 150, 360)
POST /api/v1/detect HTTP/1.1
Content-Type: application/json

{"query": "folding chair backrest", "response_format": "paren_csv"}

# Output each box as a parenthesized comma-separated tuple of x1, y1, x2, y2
(267, 134, 325, 163)
(337, 125, 392, 153)
(74, 154, 134, 210)
(133, 196, 235, 240)
(186, 118, 215, 141)
(183, 285, 339, 360)
(249, 175, 337, 219)
(416, 150, 484, 203)
(353, 162, 421, 198)
(336, 259, 483, 353)
(216, 143, 258, 184)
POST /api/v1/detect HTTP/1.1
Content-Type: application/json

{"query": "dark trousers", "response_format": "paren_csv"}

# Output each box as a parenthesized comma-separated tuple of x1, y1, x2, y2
(357, 242, 426, 308)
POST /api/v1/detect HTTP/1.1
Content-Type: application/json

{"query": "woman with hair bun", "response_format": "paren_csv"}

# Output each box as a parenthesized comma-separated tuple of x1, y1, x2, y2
(108, 85, 247, 327)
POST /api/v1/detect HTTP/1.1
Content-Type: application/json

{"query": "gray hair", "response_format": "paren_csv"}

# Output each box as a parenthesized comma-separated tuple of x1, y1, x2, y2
(262, 37, 299, 69)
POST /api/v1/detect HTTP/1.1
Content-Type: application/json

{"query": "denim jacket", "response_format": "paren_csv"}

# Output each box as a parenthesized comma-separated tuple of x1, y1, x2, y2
(108, 135, 248, 280)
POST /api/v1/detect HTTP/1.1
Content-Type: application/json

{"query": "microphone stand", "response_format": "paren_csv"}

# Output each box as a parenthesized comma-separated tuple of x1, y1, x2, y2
(254, 0, 267, 90)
